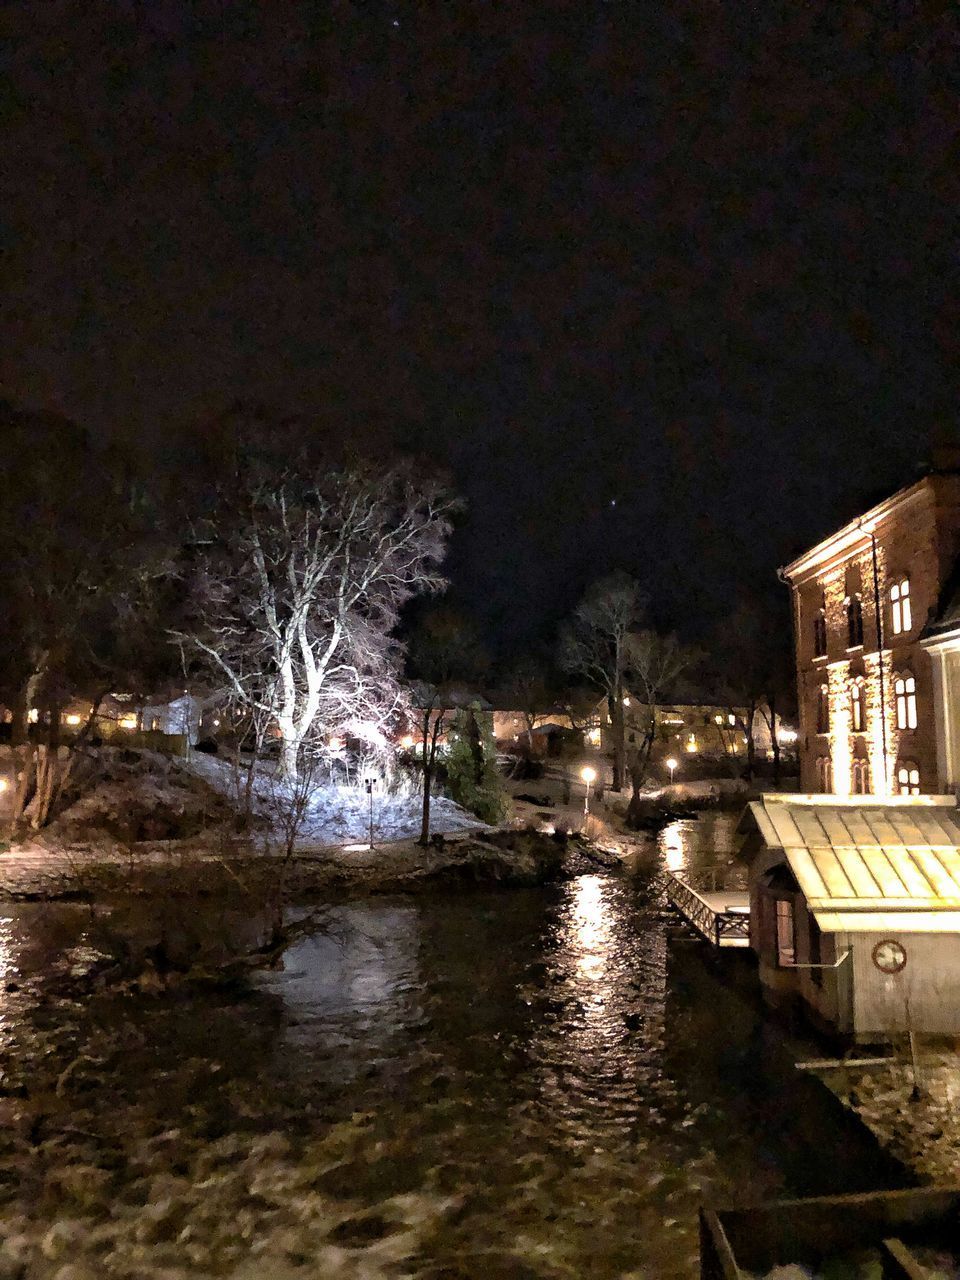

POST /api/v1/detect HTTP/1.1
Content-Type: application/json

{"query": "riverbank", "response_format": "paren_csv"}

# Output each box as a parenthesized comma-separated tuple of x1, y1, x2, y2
(817, 1053, 960, 1184)
(0, 827, 621, 902)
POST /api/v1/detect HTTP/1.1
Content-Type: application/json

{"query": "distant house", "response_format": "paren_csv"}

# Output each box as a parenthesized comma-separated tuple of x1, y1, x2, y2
(741, 792, 960, 1039)
(597, 696, 791, 765)
(58, 689, 217, 747)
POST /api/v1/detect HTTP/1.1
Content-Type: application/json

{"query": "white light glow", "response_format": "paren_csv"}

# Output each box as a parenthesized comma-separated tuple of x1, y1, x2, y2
(120, 715, 138, 730)
(572, 875, 609, 979)
(64, 714, 82, 726)
(0, 779, 8, 794)
(400, 734, 415, 749)
(580, 765, 597, 784)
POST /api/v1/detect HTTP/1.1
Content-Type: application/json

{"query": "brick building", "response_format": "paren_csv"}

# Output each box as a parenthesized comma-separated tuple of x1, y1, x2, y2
(781, 464, 960, 796)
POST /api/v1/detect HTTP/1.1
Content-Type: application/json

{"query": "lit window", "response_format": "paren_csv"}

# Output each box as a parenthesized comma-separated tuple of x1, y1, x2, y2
(897, 763, 921, 796)
(894, 674, 917, 730)
(816, 755, 833, 793)
(120, 715, 138, 730)
(891, 578, 912, 635)
(727, 713, 736, 726)
(852, 759, 870, 794)
(816, 685, 830, 734)
(776, 899, 795, 966)
(64, 714, 82, 727)
(846, 595, 864, 648)
(850, 682, 864, 733)
(686, 734, 697, 753)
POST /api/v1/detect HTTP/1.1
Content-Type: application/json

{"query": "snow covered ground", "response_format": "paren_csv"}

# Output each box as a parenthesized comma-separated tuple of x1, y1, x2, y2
(185, 753, 485, 847)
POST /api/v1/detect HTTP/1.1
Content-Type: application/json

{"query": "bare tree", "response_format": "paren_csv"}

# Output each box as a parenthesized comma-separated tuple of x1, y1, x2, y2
(406, 609, 485, 846)
(177, 453, 455, 783)
(503, 658, 554, 750)
(558, 574, 646, 791)
(707, 597, 794, 783)
(0, 403, 177, 829)
(625, 630, 698, 819)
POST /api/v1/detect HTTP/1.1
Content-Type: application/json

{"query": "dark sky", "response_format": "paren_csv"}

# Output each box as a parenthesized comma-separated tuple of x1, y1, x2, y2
(4, 2, 957, 654)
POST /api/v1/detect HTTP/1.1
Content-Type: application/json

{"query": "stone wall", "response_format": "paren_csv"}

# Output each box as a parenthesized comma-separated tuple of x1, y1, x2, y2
(790, 474, 960, 795)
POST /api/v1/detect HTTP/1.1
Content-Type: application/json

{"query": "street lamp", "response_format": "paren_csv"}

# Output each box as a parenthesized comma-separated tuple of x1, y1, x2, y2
(581, 764, 597, 815)
(666, 756, 678, 786)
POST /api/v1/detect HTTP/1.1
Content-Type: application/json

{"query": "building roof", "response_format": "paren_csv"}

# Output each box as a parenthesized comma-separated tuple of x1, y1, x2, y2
(743, 794, 960, 932)
(921, 554, 960, 644)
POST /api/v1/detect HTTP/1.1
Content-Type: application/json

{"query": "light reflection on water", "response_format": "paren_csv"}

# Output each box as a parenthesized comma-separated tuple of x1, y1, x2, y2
(0, 820, 903, 1279)
(656, 813, 748, 892)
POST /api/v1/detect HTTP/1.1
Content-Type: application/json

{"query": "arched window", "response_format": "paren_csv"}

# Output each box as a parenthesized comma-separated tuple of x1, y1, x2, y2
(850, 680, 864, 733)
(816, 756, 833, 793)
(897, 762, 920, 796)
(852, 759, 870, 795)
(891, 578, 912, 635)
(813, 604, 827, 657)
(895, 674, 918, 730)
(846, 595, 864, 648)
(816, 684, 830, 734)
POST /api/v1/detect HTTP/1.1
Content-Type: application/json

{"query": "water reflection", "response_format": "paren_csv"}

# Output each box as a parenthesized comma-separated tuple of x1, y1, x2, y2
(657, 813, 747, 892)
(571, 874, 610, 979)
(0, 836, 900, 1280)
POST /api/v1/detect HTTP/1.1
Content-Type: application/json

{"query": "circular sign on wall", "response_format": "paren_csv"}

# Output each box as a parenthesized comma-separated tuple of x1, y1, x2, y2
(871, 939, 907, 975)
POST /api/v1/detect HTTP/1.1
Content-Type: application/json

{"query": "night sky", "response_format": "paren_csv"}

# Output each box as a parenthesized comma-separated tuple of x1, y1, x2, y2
(4, 3, 956, 655)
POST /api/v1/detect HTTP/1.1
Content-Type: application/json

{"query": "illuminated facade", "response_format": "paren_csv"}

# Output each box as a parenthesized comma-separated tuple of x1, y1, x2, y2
(782, 466, 960, 795)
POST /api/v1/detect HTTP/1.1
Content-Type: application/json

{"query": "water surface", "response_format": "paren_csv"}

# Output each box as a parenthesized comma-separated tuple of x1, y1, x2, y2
(0, 814, 903, 1278)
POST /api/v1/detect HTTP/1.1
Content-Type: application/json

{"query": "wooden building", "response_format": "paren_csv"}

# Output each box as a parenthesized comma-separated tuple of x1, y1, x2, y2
(741, 793, 960, 1040)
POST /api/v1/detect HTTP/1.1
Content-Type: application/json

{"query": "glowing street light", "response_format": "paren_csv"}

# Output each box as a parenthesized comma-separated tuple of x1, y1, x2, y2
(666, 756, 678, 785)
(581, 764, 597, 815)
(400, 734, 415, 750)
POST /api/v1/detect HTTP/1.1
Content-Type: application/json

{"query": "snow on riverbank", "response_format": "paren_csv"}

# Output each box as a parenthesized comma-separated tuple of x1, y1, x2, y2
(184, 754, 485, 847)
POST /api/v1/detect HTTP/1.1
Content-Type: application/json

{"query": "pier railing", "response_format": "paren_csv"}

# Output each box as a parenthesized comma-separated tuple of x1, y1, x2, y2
(662, 873, 750, 948)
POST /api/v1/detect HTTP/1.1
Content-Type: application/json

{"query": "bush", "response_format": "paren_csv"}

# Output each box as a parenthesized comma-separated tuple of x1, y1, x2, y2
(445, 704, 511, 825)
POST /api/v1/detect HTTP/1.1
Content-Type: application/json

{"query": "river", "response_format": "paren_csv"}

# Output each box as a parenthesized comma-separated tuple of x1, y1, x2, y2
(0, 814, 905, 1278)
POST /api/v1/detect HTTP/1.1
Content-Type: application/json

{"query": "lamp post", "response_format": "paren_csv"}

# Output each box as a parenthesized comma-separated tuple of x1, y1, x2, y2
(581, 765, 597, 816)
(365, 777, 375, 850)
(666, 756, 678, 786)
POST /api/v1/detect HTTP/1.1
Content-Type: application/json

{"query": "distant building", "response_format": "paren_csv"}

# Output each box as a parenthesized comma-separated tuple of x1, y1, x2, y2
(596, 697, 789, 765)
(781, 460, 960, 795)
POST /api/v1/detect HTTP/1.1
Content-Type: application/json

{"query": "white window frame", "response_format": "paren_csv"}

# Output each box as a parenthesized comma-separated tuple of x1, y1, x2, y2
(776, 899, 796, 966)
(852, 758, 870, 795)
(895, 674, 917, 730)
(897, 763, 920, 796)
(891, 578, 912, 635)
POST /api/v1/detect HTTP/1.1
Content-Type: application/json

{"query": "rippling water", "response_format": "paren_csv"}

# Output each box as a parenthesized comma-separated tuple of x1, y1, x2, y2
(0, 814, 904, 1277)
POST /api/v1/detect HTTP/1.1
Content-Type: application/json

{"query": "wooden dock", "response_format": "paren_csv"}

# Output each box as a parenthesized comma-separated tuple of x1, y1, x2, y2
(663, 872, 751, 948)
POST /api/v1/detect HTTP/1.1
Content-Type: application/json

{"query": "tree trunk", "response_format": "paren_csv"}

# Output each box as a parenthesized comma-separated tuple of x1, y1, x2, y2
(768, 695, 781, 786)
(744, 705, 757, 780)
(625, 729, 654, 826)
(9, 685, 27, 748)
(279, 732, 298, 782)
(419, 709, 440, 847)
(610, 689, 625, 792)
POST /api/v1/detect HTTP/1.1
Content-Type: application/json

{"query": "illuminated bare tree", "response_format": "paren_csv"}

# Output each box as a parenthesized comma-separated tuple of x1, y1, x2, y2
(558, 574, 646, 791)
(178, 457, 455, 781)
